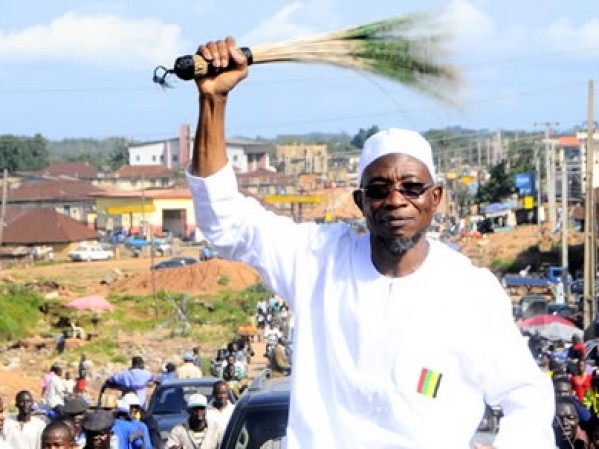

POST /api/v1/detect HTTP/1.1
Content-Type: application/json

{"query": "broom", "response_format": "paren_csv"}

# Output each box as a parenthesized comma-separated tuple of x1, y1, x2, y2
(153, 10, 459, 102)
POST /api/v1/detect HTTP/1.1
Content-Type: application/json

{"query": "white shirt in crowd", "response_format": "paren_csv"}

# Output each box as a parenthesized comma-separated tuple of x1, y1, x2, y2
(4, 416, 46, 449)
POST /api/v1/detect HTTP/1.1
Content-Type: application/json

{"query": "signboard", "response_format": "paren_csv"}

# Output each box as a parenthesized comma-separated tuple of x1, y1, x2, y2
(513, 172, 535, 196)
(523, 195, 534, 210)
(105, 204, 155, 215)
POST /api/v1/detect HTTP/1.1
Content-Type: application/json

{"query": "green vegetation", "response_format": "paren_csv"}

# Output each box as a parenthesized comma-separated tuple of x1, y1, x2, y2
(490, 257, 515, 272)
(0, 286, 45, 340)
(0, 281, 273, 365)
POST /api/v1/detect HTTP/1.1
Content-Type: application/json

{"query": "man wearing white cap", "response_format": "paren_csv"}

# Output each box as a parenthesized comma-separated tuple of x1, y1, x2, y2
(165, 394, 219, 449)
(184, 37, 555, 448)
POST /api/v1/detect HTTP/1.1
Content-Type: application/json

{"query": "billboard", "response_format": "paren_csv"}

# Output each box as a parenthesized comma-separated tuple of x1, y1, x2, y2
(513, 172, 535, 196)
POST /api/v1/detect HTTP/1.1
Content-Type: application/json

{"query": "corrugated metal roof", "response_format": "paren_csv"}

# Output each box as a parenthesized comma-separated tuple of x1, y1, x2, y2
(6, 180, 106, 202)
(558, 136, 580, 147)
(37, 162, 99, 179)
(2, 208, 99, 244)
(105, 165, 174, 178)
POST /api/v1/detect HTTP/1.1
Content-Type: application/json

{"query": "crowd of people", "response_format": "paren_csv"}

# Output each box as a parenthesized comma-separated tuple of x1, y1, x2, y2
(0, 381, 236, 449)
(527, 332, 599, 448)
(0, 347, 241, 449)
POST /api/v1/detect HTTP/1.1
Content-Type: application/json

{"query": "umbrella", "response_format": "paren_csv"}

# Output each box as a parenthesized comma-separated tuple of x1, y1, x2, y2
(517, 314, 582, 341)
(65, 295, 114, 312)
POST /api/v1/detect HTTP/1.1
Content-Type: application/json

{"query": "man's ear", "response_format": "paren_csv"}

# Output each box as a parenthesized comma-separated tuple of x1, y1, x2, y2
(353, 190, 364, 212)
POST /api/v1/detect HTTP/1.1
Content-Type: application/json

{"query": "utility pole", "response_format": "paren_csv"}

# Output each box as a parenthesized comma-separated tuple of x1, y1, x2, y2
(0, 169, 7, 246)
(560, 147, 569, 300)
(535, 122, 559, 233)
(583, 80, 596, 334)
(535, 145, 543, 230)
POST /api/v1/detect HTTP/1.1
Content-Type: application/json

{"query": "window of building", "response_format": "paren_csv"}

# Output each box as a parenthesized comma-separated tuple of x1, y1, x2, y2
(136, 155, 140, 162)
(152, 155, 157, 162)
(160, 155, 164, 162)
(173, 155, 178, 162)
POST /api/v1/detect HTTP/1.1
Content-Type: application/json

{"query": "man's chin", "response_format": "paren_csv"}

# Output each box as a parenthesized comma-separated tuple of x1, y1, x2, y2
(375, 231, 424, 256)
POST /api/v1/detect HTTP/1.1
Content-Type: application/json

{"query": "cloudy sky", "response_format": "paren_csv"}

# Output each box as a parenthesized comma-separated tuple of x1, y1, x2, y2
(0, 0, 597, 141)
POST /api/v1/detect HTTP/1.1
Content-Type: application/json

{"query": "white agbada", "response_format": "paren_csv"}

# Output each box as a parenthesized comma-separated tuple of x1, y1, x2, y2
(187, 163, 555, 449)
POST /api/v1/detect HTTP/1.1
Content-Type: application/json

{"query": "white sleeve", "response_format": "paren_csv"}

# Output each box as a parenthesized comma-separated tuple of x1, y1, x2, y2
(473, 269, 555, 449)
(186, 163, 326, 307)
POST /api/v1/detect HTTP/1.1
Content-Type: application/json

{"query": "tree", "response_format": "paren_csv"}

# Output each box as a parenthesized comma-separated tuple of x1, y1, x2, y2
(0, 134, 49, 172)
(105, 141, 129, 171)
(507, 139, 536, 175)
(350, 125, 380, 149)
(476, 160, 515, 204)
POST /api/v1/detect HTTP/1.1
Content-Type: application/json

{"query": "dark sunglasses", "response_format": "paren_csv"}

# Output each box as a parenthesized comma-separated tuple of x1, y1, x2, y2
(358, 182, 434, 200)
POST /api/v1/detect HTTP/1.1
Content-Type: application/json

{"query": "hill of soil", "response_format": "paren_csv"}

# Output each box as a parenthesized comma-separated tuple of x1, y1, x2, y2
(109, 259, 261, 296)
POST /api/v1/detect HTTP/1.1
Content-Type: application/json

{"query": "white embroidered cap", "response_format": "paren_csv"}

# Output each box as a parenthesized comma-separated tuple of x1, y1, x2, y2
(357, 128, 436, 185)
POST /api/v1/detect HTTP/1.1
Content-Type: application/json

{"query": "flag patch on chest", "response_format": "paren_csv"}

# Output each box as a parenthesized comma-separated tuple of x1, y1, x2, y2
(417, 367, 443, 398)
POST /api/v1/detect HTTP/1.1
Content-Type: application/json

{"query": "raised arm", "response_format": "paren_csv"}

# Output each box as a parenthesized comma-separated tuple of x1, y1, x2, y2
(191, 37, 249, 177)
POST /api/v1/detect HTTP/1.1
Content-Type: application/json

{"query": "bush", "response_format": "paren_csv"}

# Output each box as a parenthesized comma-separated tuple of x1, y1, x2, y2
(0, 287, 44, 340)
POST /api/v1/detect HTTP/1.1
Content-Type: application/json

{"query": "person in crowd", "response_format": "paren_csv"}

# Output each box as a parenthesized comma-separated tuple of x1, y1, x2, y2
(63, 371, 76, 399)
(100, 356, 155, 407)
(44, 365, 68, 416)
(76, 354, 90, 395)
(185, 37, 554, 448)
(572, 359, 593, 403)
(122, 392, 162, 449)
(270, 337, 291, 377)
(165, 394, 219, 449)
(192, 347, 203, 370)
(555, 379, 592, 431)
(206, 380, 235, 442)
(159, 362, 177, 383)
(41, 421, 75, 449)
(62, 397, 89, 449)
(177, 353, 203, 379)
(222, 355, 244, 382)
(113, 399, 150, 449)
(4, 390, 47, 449)
(81, 410, 114, 449)
(210, 349, 226, 378)
(569, 334, 587, 361)
(42, 364, 60, 398)
(554, 397, 590, 448)
(58, 417, 79, 449)
(0, 397, 7, 448)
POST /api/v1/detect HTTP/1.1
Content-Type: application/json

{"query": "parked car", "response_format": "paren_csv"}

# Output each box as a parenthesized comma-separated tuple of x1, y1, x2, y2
(151, 257, 199, 271)
(68, 243, 114, 262)
(199, 245, 219, 261)
(147, 378, 236, 443)
(220, 371, 290, 449)
(125, 235, 171, 255)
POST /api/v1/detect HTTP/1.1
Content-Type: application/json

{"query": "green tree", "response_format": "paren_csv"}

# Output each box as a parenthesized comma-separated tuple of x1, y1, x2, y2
(508, 139, 536, 175)
(476, 160, 515, 204)
(105, 141, 129, 171)
(350, 125, 380, 149)
(0, 134, 49, 172)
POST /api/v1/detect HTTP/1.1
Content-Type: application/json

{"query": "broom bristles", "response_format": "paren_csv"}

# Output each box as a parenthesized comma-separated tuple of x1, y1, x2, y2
(190, 10, 458, 102)
(251, 10, 458, 103)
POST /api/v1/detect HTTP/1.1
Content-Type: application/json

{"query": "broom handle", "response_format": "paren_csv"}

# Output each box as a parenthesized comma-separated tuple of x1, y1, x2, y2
(172, 47, 254, 81)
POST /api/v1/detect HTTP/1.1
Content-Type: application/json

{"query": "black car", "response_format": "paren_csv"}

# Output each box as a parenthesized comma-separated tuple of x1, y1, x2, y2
(220, 370, 290, 449)
(146, 377, 236, 442)
(220, 371, 495, 447)
(151, 257, 199, 271)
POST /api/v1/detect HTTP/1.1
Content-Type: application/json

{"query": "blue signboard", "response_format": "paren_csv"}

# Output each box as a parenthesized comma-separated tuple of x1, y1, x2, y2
(513, 172, 535, 196)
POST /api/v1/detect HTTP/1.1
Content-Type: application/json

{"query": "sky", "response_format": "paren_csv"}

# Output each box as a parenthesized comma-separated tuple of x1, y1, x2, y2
(0, 0, 598, 142)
